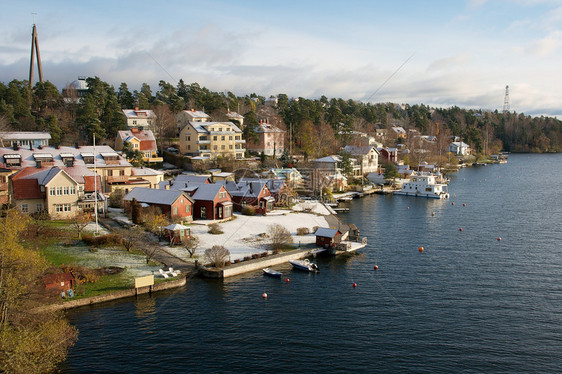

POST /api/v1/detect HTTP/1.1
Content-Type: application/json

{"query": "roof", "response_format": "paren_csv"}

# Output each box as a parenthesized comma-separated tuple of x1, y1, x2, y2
(164, 223, 190, 231)
(315, 227, 341, 238)
(0, 131, 51, 140)
(182, 110, 210, 119)
(42, 272, 74, 285)
(0, 145, 132, 169)
(190, 183, 229, 201)
(131, 167, 164, 176)
(173, 174, 211, 187)
(255, 122, 285, 133)
(314, 155, 341, 163)
(187, 121, 242, 134)
(122, 109, 156, 119)
(124, 187, 193, 206)
(226, 111, 244, 119)
(10, 167, 73, 199)
(344, 145, 378, 156)
(224, 179, 269, 198)
(392, 126, 406, 134)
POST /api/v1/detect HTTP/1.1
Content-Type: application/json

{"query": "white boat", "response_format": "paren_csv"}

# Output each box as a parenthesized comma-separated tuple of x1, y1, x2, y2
(289, 259, 319, 272)
(393, 171, 449, 199)
(262, 268, 282, 278)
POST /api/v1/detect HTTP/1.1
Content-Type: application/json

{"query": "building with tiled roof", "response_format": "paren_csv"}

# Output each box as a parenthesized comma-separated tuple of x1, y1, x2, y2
(115, 128, 163, 164)
(246, 120, 285, 156)
(122, 108, 156, 129)
(178, 121, 245, 160)
(221, 179, 275, 214)
(0, 145, 136, 194)
(9, 165, 105, 218)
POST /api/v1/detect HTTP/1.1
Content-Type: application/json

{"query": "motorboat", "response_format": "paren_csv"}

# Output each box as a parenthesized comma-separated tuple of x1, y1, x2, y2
(289, 259, 319, 272)
(393, 171, 449, 199)
(262, 268, 282, 278)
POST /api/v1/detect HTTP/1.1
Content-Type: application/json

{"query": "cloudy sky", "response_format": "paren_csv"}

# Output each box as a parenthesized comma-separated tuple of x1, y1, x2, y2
(2, 0, 562, 116)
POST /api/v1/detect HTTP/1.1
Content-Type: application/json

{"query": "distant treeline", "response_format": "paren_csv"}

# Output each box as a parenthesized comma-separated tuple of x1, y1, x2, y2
(1, 78, 560, 154)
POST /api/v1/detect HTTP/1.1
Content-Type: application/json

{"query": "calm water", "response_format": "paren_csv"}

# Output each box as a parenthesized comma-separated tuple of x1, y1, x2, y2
(63, 154, 562, 373)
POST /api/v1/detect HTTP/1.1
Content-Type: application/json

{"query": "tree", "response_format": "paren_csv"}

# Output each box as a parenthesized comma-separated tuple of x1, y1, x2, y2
(204, 245, 230, 268)
(383, 162, 399, 183)
(181, 235, 200, 258)
(152, 103, 177, 151)
(122, 141, 144, 167)
(267, 223, 293, 250)
(109, 188, 126, 208)
(0, 210, 77, 373)
(142, 207, 168, 237)
(116, 226, 142, 252)
(131, 198, 143, 224)
(117, 83, 135, 109)
(71, 211, 91, 240)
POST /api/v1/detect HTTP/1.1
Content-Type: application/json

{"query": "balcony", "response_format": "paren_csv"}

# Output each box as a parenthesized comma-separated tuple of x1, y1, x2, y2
(197, 140, 211, 144)
(235, 139, 246, 144)
(106, 175, 129, 183)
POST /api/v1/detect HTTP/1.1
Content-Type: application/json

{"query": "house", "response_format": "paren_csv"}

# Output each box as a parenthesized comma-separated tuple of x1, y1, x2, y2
(172, 174, 211, 189)
(343, 145, 380, 175)
(313, 155, 342, 173)
(163, 223, 190, 245)
(0, 145, 133, 194)
(378, 147, 398, 163)
(122, 108, 156, 129)
(209, 170, 235, 182)
(62, 77, 88, 103)
(42, 272, 75, 297)
(115, 128, 163, 164)
(130, 167, 164, 189)
(124, 187, 194, 221)
(0, 167, 15, 205)
(246, 120, 285, 156)
(185, 183, 233, 220)
(391, 126, 407, 139)
(449, 141, 470, 156)
(238, 177, 291, 203)
(9, 165, 104, 219)
(226, 111, 244, 127)
(375, 128, 388, 140)
(0, 131, 51, 148)
(176, 109, 210, 135)
(222, 180, 275, 214)
(315, 227, 342, 248)
(178, 121, 245, 160)
(264, 168, 303, 188)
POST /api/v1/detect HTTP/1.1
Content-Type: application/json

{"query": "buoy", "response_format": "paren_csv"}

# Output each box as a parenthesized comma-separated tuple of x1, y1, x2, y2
(431, 211, 435, 216)
(285, 278, 290, 282)
(452, 202, 455, 206)
(373, 265, 379, 270)
(262, 292, 268, 299)
(418, 246, 424, 252)
(497, 237, 502, 241)
(462, 203, 466, 207)
(459, 228, 463, 232)
(407, 206, 410, 210)
(352, 283, 357, 288)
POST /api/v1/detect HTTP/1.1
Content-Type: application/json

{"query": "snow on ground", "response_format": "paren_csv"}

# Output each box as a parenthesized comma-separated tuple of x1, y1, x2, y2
(82, 222, 110, 235)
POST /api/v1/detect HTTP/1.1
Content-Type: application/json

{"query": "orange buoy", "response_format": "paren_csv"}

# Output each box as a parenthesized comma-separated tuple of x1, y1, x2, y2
(374, 265, 379, 270)
(285, 278, 290, 282)
(497, 237, 502, 241)
(418, 246, 424, 252)
(352, 283, 357, 288)
(262, 292, 268, 299)
(459, 228, 463, 232)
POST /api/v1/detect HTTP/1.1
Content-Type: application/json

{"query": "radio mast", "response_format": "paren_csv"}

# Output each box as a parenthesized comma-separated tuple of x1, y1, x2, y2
(502, 85, 510, 114)
(29, 18, 44, 89)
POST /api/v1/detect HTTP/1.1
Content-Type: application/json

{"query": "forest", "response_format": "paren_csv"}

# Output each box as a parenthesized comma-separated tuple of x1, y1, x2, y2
(1, 77, 561, 157)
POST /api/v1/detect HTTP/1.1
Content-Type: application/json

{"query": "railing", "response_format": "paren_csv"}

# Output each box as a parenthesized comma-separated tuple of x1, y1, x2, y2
(196, 140, 211, 144)
(235, 139, 246, 143)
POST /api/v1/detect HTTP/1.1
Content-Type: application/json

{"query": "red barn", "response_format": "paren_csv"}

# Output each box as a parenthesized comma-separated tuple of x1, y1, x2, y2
(315, 227, 342, 248)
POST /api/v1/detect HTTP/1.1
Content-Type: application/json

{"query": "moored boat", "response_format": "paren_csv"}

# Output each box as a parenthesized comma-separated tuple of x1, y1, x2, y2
(289, 259, 319, 272)
(262, 268, 282, 278)
(393, 171, 449, 199)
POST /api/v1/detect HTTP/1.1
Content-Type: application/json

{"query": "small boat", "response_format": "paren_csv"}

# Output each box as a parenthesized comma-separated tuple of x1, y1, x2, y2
(262, 268, 282, 278)
(289, 259, 319, 272)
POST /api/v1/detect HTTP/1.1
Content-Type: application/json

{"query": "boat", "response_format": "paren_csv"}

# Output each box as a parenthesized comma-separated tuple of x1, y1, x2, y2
(393, 171, 449, 199)
(262, 268, 282, 278)
(289, 259, 319, 272)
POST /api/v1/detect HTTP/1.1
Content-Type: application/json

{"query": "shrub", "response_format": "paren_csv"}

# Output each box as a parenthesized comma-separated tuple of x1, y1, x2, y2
(244, 256, 251, 261)
(296, 227, 310, 236)
(312, 226, 319, 234)
(251, 253, 260, 259)
(241, 205, 256, 216)
(82, 234, 122, 246)
(204, 245, 230, 268)
(208, 223, 223, 235)
(267, 223, 293, 250)
(109, 189, 126, 208)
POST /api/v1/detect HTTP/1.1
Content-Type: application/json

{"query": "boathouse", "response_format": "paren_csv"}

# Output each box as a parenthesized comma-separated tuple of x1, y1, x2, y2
(315, 227, 342, 248)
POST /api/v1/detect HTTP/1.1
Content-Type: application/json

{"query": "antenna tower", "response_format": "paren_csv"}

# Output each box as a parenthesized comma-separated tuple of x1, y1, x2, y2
(29, 20, 44, 89)
(502, 85, 510, 113)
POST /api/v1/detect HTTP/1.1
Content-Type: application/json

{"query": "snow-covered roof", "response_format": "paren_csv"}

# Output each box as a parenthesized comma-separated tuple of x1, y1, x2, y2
(191, 183, 228, 201)
(0, 131, 51, 140)
(314, 155, 341, 163)
(315, 227, 340, 238)
(131, 167, 164, 176)
(124, 187, 193, 206)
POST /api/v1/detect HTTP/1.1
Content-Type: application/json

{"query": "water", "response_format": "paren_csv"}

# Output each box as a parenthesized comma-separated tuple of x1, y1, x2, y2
(62, 154, 562, 373)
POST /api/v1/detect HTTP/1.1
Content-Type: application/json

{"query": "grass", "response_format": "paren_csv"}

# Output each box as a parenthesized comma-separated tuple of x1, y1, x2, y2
(41, 244, 84, 266)
(72, 272, 132, 299)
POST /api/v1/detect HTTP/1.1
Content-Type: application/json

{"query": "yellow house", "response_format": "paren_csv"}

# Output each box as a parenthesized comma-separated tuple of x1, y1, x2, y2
(115, 129, 163, 164)
(178, 121, 246, 160)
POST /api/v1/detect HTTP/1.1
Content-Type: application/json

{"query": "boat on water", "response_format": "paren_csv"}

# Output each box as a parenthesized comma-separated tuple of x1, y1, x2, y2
(262, 268, 282, 278)
(289, 259, 319, 272)
(393, 171, 449, 199)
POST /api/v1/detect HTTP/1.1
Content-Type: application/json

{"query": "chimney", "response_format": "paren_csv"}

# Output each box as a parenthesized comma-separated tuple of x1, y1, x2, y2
(135, 107, 139, 111)
(165, 183, 170, 190)
(75, 142, 79, 149)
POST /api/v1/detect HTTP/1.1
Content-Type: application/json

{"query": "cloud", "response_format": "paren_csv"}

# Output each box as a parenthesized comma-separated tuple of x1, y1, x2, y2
(426, 55, 470, 73)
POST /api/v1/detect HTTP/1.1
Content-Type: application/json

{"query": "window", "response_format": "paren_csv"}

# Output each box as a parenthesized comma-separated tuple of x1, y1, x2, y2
(172, 206, 178, 216)
(224, 205, 232, 217)
(55, 204, 63, 212)
(133, 143, 138, 148)
(229, 136, 232, 140)
(64, 204, 71, 212)
(185, 205, 191, 213)
(56, 187, 63, 195)
(200, 207, 206, 219)
(36, 203, 42, 212)
(133, 120, 137, 125)
(64, 186, 70, 195)
(213, 145, 218, 150)
(221, 145, 225, 150)
(229, 145, 233, 150)
(120, 170, 125, 176)
(108, 170, 113, 176)
(221, 136, 225, 141)
(70, 186, 76, 194)
(213, 136, 217, 141)
(219, 191, 226, 199)
(219, 127, 223, 132)
(188, 145, 191, 150)
(188, 136, 191, 141)
(21, 204, 28, 213)
(49, 188, 55, 196)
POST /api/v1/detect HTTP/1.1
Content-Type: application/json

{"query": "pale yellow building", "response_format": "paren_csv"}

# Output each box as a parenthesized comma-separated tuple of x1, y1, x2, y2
(178, 121, 245, 160)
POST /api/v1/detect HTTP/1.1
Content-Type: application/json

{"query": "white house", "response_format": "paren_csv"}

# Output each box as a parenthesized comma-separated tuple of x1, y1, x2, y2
(343, 145, 379, 175)
(449, 141, 470, 156)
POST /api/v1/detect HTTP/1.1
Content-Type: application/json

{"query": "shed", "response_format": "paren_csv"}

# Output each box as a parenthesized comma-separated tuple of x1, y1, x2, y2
(315, 227, 342, 248)
(163, 223, 190, 245)
(42, 272, 75, 297)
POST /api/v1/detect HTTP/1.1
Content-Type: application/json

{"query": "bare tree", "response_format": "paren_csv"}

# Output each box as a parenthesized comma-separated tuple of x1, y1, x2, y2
(71, 211, 91, 240)
(267, 223, 293, 250)
(115, 227, 143, 252)
(136, 232, 159, 264)
(204, 245, 230, 268)
(181, 235, 200, 258)
(152, 103, 176, 151)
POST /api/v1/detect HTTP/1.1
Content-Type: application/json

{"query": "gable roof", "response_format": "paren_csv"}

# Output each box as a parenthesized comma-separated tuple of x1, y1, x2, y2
(315, 227, 341, 238)
(124, 187, 193, 206)
(190, 183, 230, 201)
(187, 121, 242, 134)
(314, 155, 341, 163)
(344, 145, 378, 156)
(173, 174, 211, 188)
(122, 109, 156, 119)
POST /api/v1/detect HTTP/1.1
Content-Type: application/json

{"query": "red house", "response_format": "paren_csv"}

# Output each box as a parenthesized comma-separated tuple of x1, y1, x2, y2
(315, 227, 342, 248)
(186, 183, 233, 220)
(223, 180, 275, 215)
(124, 187, 194, 221)
(42, 272, 75, 296)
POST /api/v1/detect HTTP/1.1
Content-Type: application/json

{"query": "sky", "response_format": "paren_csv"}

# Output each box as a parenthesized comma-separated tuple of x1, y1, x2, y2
(2, 0, 562, 117)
